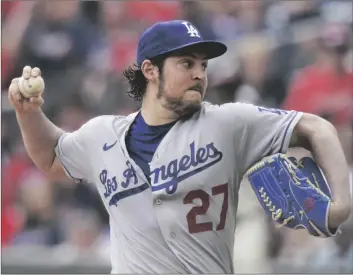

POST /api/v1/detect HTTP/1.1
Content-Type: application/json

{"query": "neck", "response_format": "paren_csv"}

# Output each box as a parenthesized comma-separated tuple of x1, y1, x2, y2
(140, 90, 178, 126)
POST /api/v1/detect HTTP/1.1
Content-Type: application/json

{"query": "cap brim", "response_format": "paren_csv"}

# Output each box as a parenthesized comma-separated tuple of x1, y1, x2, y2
(158, 40, 227, 60)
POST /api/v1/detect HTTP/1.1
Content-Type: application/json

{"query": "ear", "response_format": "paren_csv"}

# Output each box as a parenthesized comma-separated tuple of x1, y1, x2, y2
(141, 60, 159, 82)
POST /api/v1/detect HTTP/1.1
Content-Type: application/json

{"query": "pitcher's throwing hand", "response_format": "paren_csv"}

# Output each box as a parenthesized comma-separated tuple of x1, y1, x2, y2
(8, 66, 44, 112)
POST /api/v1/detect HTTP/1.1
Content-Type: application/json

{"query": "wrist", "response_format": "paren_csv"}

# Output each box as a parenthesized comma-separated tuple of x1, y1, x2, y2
(328, 201, 352, 228)
(16, 107, 42, 118)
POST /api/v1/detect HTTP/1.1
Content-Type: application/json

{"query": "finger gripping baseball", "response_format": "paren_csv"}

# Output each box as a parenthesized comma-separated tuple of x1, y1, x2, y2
(246, 153, 338, 237)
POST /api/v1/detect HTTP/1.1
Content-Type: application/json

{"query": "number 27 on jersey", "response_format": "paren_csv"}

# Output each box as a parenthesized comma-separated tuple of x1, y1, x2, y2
(184, 182, 229, 234)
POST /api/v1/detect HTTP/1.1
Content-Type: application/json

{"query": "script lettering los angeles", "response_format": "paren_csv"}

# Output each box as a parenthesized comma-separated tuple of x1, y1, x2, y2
(150, 141, 223, 194)
(99, 141, 223, 206)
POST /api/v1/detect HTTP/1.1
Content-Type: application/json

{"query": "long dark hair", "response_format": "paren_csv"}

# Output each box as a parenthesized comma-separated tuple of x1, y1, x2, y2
(123, 55, 166, 102)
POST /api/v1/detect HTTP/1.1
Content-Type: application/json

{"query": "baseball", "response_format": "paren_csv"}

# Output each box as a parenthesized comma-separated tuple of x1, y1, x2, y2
(18, 75, 45, 98)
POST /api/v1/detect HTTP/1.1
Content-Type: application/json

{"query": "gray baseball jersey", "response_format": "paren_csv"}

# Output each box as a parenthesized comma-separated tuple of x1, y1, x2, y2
(55, 102, 303, 273)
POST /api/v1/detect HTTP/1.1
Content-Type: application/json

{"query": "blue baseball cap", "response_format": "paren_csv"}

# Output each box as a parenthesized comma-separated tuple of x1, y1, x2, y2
(137, 20, 227, 66)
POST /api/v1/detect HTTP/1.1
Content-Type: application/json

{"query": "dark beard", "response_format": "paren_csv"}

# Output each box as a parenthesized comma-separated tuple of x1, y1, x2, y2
(157, 74, 202, 118)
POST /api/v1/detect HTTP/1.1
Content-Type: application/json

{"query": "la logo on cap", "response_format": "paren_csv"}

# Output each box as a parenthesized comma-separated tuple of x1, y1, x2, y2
(182, 21, 200, 38)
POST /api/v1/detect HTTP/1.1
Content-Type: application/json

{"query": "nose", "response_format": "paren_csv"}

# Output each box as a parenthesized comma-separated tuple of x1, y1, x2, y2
(192, 66, 206, 81)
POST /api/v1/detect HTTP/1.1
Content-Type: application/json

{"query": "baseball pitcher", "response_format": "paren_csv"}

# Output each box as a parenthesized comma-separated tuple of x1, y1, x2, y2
(8, 20, 351, 273)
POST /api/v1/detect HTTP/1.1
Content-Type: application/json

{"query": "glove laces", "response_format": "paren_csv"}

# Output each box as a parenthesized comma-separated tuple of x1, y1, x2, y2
(259, 187, 295, 228)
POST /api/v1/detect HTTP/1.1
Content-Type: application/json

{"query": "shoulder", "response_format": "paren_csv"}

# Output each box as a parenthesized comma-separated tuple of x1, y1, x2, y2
(199, 101, 257, 119)
(80, 115, 122, 130)
(199, 102, 294, 126)
(76, 114, 133, 137)
(186, 102, 256, 131)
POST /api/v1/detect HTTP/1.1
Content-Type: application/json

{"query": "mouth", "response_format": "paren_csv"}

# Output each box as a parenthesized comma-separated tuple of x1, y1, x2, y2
(187, 89, 202, 94)
(187, 85, 203, 95)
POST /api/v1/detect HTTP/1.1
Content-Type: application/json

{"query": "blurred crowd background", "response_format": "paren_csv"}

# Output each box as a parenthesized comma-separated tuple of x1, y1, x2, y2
(1, 0, 352, 273)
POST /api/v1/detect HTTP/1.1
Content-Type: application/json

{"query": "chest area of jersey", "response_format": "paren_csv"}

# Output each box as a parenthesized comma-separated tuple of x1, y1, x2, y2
(95, 135, 229, 203)
(150, 140, 225, 196)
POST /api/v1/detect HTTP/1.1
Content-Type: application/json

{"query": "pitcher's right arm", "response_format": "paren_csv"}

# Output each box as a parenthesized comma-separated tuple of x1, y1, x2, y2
(9, 66, 67, 180)
(16, 109, 66, 179)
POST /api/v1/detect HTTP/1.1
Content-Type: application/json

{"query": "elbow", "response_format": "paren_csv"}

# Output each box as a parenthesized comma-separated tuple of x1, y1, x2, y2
(296, 113, 337, 142)
(29, 158, 53, 175)
(315, 117, 337, 138)
(307, 114, 337, 138)
(31, 155, 67, 182)
(36, 165, 59, 181)
(291, 113, 337, 150)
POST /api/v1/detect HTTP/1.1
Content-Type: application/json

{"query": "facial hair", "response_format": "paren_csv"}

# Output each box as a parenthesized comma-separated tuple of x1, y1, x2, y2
(157, 73, 202, 118)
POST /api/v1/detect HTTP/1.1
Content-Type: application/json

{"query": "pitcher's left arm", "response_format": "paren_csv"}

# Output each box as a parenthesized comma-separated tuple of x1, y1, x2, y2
(289, 113, 352, 228)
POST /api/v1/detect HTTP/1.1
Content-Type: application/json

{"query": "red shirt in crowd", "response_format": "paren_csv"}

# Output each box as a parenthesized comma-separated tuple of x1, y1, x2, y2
(283, 65, 353, 126)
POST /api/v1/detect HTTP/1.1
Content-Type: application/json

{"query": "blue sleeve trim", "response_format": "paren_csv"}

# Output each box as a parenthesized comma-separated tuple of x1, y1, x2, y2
(56, 134, 84, 183)
(280, 112, 299, 153)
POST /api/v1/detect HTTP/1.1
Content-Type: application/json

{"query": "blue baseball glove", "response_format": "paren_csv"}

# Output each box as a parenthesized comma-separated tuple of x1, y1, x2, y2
(245, 153, 338, 237)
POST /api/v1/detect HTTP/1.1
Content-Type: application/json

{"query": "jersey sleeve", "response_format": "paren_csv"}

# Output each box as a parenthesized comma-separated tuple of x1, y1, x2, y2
(227, 103, 303, 175)
(55, 117, 103, 182)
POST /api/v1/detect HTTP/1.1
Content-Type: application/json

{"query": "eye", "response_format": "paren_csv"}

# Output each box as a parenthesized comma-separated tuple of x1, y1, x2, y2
(182, 60, 193, 69)
(202, 62, 208, 70)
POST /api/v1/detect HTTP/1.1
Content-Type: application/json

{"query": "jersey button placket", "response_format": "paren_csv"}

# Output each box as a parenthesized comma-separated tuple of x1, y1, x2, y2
(155, 199, 162, 205)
